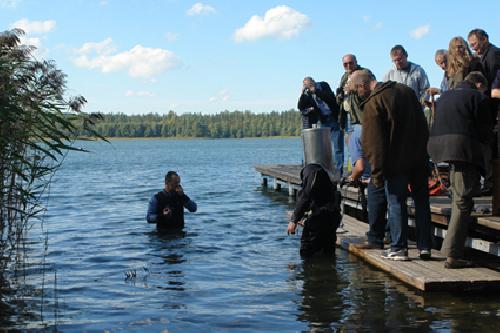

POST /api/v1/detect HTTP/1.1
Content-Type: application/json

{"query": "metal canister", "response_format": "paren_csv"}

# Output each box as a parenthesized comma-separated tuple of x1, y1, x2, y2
(301, 127, 339, 181)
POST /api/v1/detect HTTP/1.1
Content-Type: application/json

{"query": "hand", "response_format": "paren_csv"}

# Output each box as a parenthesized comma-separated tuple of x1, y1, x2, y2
(162, 207, 172, 217)
(175, 185, 184, 196)
(287, 222, 297, 235)
(426, 87, 440, 96)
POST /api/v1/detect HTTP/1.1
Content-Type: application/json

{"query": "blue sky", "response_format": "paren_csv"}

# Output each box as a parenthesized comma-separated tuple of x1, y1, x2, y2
(1, 0, 499, 115)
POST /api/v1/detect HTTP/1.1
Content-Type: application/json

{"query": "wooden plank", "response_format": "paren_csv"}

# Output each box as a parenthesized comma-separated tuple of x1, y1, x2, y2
(477, 216, 500, 231)
(336, 218, 500, 291)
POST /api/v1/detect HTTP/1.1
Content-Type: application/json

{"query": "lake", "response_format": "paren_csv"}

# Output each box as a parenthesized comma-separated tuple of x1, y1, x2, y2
(1, 138, 499, 332)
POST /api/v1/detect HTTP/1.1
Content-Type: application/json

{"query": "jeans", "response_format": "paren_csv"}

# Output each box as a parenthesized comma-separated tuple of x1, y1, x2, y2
(441, 163, 481, 259)
(385, 172, 432, 251)
(321, 120, 344, 176)
(367, 182, 387, 247)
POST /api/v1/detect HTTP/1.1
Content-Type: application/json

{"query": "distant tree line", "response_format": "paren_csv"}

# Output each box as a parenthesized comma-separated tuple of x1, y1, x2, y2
(77, 110, 302, 138)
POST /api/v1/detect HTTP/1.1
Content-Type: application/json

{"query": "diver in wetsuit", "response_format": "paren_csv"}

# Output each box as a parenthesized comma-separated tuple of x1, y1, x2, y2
(146, 171, 197, 230)
(287, 164, 342, 257)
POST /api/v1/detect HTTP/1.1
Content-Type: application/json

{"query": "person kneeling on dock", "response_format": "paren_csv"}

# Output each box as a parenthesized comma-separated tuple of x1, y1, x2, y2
(146, 171, 197, 230)
(287, 164, 342, 257)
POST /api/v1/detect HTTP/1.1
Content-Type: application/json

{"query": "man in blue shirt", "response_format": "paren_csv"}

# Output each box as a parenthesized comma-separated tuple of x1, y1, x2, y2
(347, 122, 388, 250)
(146, 171, 197, 230)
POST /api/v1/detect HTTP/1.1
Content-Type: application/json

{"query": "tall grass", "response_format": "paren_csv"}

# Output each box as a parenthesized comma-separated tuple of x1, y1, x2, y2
(0, 29, 104, 327)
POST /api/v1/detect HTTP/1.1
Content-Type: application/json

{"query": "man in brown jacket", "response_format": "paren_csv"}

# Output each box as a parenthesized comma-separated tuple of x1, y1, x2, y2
(351, 70, 432, 261)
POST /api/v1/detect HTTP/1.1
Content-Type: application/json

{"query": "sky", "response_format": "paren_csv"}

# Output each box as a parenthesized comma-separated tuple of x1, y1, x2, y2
(1, 0, 499, 115)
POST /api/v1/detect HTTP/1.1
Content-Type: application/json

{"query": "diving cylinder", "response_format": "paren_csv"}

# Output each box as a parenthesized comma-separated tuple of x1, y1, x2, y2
(301, 127, 339, 181)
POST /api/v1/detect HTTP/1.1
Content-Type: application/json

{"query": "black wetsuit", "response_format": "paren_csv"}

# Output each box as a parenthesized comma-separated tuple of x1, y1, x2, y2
(291, 164, 342, 257)
(155, 191, 192, 230)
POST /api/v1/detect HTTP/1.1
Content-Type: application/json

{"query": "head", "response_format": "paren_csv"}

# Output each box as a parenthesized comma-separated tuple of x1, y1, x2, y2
(350, 69, 376, 98)
(447, 36, 473, 77)
(390, 44, 409, 70)
(464, 71, 488, 93)
(303, 76, 315, 90)
(468, 29, 489, 55)
(342, 54, 358, 74)
(434, 49, 448, 71)
(164, 171, 181, 191)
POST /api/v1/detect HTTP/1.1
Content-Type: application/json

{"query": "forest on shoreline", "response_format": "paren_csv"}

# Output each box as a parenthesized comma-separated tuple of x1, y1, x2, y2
(75, 110, 302, 138)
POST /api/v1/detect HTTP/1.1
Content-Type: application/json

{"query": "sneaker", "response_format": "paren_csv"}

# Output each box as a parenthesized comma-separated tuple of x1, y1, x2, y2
(419, 249, 431, 260)
(444, 259, 474, 269)
(381, 249, 409, 261)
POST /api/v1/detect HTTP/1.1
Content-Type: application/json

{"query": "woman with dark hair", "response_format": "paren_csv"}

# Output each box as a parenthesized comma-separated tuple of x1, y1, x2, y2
(447, 36, 482, 89)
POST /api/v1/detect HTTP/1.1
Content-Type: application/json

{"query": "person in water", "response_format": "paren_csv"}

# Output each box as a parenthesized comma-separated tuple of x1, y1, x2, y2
(146, 171, 197, 230)
(287, 163, 342, 257)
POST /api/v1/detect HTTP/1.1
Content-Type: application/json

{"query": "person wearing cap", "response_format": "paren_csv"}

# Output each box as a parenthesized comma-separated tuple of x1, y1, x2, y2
(146, 171, 197, 230)
(428, 72, 494, 268)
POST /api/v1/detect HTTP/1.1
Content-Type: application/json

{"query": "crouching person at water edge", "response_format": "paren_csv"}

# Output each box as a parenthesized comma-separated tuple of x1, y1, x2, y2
(146, 171, 197, 230)
(287, 164, 342, 258)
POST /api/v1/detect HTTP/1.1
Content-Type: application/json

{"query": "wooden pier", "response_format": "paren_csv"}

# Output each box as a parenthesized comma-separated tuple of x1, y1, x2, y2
(255, 164, 500, 291)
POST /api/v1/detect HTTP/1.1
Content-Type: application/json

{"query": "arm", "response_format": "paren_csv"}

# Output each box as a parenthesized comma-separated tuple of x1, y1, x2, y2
(182, 194, 197, 212)
(476, 96, 495, 144)
(418, 67, 430, 101)
(350, 158, 365, 181)
(146, 195, 159, 223)
(316, 82, 340, 117)
(361, 101, 387, 188)
(492, 89, 500, 98)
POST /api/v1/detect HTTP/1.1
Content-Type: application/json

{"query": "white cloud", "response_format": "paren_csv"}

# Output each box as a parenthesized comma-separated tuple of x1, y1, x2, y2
(209, 89, 230, 102)
(125, 90, 155, 97)
(374, 21, 383, 30)
(10, 18, 56, 34)
(99, 0, 108, 6)
(362, 15, 370, 23)
(164, 32, 178, 42)
(410, 24, 431, 40)
(186, 2, 215, 16)
(234, 5, 309, 42)
(0, 0, 22, 8)
(74, 38, 181, 78)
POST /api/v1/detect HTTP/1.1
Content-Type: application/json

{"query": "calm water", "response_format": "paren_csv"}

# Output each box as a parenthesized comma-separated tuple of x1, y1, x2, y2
(1, 138, 499, 332)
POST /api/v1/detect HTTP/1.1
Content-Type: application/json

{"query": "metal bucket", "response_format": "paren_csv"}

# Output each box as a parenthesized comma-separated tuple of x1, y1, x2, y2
(302, 127, 339, 181)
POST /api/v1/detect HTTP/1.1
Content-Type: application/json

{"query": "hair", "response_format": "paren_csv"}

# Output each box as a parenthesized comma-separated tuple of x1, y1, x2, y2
(434, 49, 448, 58)
(390, 44, 408, 57)
(468, 28, 488, 40)
(350, 69, 376, 86)
(165, 170, 178, 183)
(303, 76, 314, 83)
(447, 36, 473, 77)
(464, 71, 488, 87)
(342, 54, 357, 62)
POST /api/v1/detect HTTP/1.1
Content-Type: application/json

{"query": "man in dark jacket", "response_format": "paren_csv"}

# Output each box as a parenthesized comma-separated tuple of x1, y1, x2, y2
(298, 77, 343, 176)
(468, 28, 500, 194)
(287, 163, 342, 257)
(428, 72, 493, 268)
(352, 70, 432, 261)
(146, 171, 197, 230)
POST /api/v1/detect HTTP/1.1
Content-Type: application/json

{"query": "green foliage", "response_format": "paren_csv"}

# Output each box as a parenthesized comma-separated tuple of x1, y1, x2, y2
(0, 29, 104, 234)
(75, 109, 302, 138)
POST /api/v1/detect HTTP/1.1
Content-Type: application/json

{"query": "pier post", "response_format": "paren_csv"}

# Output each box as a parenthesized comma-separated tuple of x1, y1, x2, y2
(262, 176, 268, 187)
(274, 180, 281, 191)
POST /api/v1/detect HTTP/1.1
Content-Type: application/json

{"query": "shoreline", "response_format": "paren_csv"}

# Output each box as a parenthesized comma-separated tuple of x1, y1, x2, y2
(82, 135, 300, 141)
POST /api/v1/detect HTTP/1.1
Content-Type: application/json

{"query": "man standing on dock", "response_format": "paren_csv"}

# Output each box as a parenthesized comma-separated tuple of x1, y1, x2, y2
(428, 72, 494, 269)
(146, 171, 197, 230)
(352, 70, 432, 261)
(298, 77, 344, 176)
(345, 70, 388, 250)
